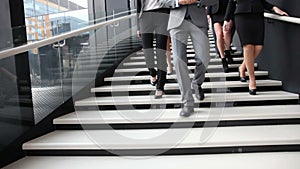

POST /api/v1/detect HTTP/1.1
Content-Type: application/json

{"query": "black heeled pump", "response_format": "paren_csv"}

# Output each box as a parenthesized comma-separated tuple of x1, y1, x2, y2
(225, 50, 233, 64)
(240, 76, 247, 82)
(249, 88, 257, 95)
(238, 66, 247, 82)
(222, 58, 229, 73)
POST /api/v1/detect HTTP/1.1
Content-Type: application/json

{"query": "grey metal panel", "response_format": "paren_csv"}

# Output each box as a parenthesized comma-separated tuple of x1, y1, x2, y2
(0, 0, 13, 50)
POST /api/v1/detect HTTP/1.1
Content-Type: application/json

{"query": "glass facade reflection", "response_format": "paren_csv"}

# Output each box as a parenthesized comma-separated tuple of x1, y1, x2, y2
(24, 0, 88, 42)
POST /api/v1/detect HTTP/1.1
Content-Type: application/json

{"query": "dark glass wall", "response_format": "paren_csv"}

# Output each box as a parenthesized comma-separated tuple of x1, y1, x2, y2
(0, 0, 34, 167)
(257, 0, 300, 94)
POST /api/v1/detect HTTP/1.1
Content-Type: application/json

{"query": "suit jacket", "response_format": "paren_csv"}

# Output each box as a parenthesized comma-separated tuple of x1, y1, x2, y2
(224, 0, 274, 21)
(158, 0, 218, 30)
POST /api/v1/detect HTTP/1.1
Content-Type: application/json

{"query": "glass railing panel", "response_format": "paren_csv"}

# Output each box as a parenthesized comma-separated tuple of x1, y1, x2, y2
(29, 44, 64, 123)
(27, 8, 140, 120)
(0, 55, 32, 152)
(0, 8, 140, 162)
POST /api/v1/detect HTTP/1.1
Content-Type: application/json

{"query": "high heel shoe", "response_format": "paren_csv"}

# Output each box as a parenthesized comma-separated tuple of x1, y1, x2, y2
(222, 58, 229, 73)
(249, 88, 257, 95)
(150, 76, 157, 86)
(238, 66, 247, 82)
(154, 89, 164, 99)
(225, 50, 234, 64)
(239, 75, 247, 82)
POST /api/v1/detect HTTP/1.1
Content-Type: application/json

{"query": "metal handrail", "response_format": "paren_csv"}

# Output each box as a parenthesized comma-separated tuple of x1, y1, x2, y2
(264, 12, 300, 25)
(0, 11, 136, 60)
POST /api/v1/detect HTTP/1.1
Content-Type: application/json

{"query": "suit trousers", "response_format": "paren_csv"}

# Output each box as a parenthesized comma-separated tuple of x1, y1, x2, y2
(169, 19, 210, 107)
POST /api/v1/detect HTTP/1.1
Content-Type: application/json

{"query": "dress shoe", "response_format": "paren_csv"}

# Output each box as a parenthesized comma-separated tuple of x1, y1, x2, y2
(180, 106, 194, 117)
(193, 84, 205, 100)
(154, 89, 164, 99)
(221, 58, 229, 73)
(249, 88, 257, 95)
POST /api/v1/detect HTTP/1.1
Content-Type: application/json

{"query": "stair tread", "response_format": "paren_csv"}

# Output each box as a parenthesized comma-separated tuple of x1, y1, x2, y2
(135, 50, 218, 56)
(75, 91, 298, 106)
(115, 63, 258, 73)
(23, 125, 300, 150)
(5, 152, 300, 169)
(54, 105, 300, 124)
(105, 71, 268, 81)
(124, 58, 244, 66)
(91, 79, 282, 92)
(130, 55, 242, 61)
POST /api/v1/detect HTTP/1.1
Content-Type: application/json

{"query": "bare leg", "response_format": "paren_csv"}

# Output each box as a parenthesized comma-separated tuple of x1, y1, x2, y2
(254, 45, 263, 58)
(239, 45, 263, 78)
(166, 36, 173, 74)
(223, 25, 232, 51)
(214, 23, 225, 59)
(243, 44, 256, 90)
(214, 22, 229, 72)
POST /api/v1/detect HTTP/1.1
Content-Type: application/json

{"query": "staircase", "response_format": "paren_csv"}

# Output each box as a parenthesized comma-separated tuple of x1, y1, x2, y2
(4, 30, 300, 169)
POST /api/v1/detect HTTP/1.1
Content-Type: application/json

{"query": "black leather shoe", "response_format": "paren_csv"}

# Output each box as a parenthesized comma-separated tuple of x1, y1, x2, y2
(193, 84, 205, 100)
(249, 88, 257, 95)
(180, 106, 194, 117)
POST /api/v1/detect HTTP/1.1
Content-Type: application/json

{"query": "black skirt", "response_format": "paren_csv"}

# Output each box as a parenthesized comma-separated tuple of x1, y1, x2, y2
(211, 14, 225, 25)
(235, 13, 265, 46)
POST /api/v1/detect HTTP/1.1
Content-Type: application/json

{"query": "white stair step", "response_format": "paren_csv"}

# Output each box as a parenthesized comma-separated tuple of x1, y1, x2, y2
(154, 43, 215, 48)
(115, 63, 257, 73)
(75, 61, 248, 73)
(75, 91, 298, 106)
(104, 71, 268, 82)
(136, 47, 217, 57)
(23, 125, 300, 150)
(54, 105, 300, 124)
(130, 54, 236, 61)
(135, 51, 218, 57)
(154, 38, 214, 42)
(91, 80, 282, 93)
(127, 57, 243, 63)
(5, 152, 300, 169)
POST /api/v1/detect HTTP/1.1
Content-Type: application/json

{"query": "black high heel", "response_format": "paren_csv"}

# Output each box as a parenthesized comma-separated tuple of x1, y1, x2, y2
(238, 66, 247, 82)
(225, 50, 234, 64)
(249, 88, 257, 95)
(222, 58, 229, 73)
(150, 76, 157, 86)
(239, 76, 247, 82)
(150, 80, 157, 86)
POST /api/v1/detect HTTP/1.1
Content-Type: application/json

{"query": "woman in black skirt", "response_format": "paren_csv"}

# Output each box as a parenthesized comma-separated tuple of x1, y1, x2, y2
(207, 0, 233, 73)
(224, 0, 288, 95)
